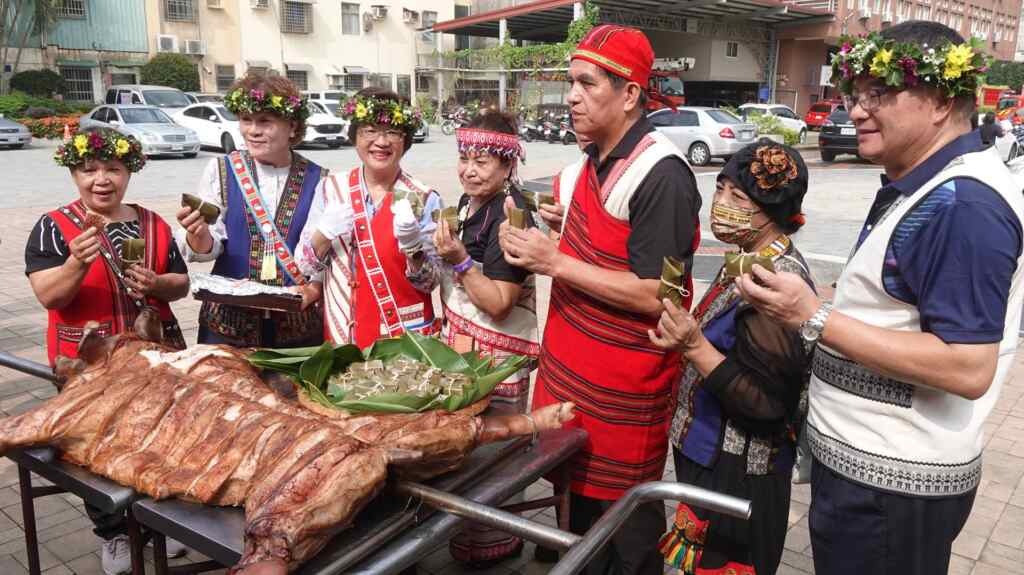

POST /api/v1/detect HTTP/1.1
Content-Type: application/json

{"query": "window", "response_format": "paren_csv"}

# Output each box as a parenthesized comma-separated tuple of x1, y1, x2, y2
(397, 75, 411, 99)
(61, 67, 93, 102)
(110, 72, 136, 86)
(57, 0, 87, 18)
(421, 10, 437, 42)
(725, 41, 739, 58)
(282, 1, 313, 34)
(344, 75, 365, 91)
(368, 74, 392, 90)
(677, 111, 699, 126)
(416, 74, 430, 93)
(286, 70, 309, 90)
(455, 5, 470, 50)
(122, 108, 173, 124)
(165, 0, 196, 22)
(342, 3, 360, 35)
(216, 65, 235, 92)
(91, 108, 109, 122)
(648, 111, 675, 127)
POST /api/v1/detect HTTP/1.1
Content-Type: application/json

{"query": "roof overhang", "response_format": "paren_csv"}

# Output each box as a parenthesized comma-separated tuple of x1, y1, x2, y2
(285, 62, 314, 72)
(432, 0, 833, 41)
(246, 60, 273, 69)
(344, 66, 371, 75)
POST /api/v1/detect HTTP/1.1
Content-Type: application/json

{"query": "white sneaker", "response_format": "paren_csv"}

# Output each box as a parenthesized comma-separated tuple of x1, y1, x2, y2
(148, 536, 189, 558)
(101, 535, 131, 575)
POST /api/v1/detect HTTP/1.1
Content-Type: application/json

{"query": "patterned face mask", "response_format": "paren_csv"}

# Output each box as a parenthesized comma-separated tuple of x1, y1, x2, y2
(710, 201, 765, 246)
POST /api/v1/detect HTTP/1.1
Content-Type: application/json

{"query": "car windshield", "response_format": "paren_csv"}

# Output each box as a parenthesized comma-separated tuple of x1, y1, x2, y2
(656, 76, 684, 97)
(739, 107, 765, 119)
(810, 103, 832, 113)
(216, 107, 237, 121)
(121, 108, 172, 124)
(142, 90, 191, 108)
(323, 92, 344, 101)
(707, 110, 741, 124)
(322, 102, 340, 116)
(998, 98, 1018, 111)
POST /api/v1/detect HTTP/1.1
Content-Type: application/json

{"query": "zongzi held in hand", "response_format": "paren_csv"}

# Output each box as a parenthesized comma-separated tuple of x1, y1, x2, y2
(181, 193, 222, 225)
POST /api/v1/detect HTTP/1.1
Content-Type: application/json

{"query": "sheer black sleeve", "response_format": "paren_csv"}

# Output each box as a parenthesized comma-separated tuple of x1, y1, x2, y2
(701, 307, 809, 435)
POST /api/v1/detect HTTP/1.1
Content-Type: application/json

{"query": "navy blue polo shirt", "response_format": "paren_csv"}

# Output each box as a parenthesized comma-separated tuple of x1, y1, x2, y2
(854, 130, 1023, 344)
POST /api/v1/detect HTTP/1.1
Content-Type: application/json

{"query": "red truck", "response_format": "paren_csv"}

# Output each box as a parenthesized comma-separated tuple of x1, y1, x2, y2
(646, 57, 694, 112)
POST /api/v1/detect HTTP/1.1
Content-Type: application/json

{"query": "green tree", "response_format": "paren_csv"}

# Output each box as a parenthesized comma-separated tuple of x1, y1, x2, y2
(985, 60, 1024, 92)
(140, 53, 200, 92)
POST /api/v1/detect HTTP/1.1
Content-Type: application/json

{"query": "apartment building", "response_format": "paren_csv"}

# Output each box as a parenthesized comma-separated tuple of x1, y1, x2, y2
(145, 0, 243, 94)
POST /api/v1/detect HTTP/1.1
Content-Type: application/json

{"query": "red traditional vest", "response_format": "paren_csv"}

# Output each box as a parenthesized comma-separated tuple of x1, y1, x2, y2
(45, 201, 181, 366)
(346, 168, 439, 349)
(533, 153, 695, 500)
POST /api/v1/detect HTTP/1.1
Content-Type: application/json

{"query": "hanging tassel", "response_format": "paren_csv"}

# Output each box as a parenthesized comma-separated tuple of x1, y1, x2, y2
(260, 241, 277, 281)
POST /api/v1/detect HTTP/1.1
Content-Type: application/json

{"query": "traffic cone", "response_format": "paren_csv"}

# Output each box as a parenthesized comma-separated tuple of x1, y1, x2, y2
(62, 124, 72, 141)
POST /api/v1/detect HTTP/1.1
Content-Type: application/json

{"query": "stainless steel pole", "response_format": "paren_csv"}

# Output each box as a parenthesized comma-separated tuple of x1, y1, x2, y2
(549, 481, 752, 575)
(394, 481, 581, 551)
(0, 352, 57, 383)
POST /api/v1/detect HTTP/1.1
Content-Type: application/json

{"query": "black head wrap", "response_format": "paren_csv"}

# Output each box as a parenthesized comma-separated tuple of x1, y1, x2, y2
(717, 138, 809, 231)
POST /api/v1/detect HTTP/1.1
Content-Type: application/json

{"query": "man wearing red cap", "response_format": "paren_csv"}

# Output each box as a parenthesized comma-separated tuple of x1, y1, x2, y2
(501, 25, 700, 574)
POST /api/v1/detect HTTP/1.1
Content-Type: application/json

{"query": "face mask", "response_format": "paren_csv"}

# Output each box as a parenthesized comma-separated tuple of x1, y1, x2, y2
(710, 201, 764, 246)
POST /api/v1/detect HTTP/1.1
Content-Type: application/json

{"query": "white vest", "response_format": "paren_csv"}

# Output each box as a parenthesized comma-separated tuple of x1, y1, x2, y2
(807, 146, 1024, 497)
(555, 130, 688, 221)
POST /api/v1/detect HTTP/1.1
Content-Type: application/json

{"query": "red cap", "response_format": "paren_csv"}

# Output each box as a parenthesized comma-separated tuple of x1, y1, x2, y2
(571, 25, 654, 87)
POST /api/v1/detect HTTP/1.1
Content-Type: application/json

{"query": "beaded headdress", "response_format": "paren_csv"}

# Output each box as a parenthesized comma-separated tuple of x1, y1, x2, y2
(54, 128, 146, 172)
(455, 128, 525, 163)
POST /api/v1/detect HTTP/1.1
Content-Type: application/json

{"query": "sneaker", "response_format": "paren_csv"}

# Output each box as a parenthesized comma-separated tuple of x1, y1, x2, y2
(148, 536, 189, 558)
(101, 535, 131, 575)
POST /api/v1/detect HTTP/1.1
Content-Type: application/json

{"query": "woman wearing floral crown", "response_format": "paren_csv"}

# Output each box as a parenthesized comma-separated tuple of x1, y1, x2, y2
(25, 126, 190, 575)
(177, 72, 326, 348)
(297, 86, 443, 348)
(432, 111, 539, 566)
(651, 140, 815, 575)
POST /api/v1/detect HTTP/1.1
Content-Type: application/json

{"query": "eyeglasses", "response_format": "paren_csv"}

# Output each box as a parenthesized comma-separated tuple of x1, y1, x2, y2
(843, 87, 889, 113)
(359, 126, 405, 142)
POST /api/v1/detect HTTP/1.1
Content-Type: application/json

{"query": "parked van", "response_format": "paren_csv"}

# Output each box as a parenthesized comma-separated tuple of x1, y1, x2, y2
(302, 90, 348, 102)
(104, 85, 192, 115)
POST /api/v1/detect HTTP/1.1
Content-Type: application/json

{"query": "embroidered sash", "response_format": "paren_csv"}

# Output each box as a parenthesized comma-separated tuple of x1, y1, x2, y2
(227, 150, 305, 285)
(324, 175, 355, 344)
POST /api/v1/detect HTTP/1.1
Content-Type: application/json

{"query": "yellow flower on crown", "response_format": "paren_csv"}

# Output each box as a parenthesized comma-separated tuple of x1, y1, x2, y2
(869, 48, 894, 76)
(392, 107, 404, 124)
(355, 102, 368, 120)
(271, 95, 283, 109)
(115, 139, 130, 157)
(943, 44, 974, 80)
(73, 134, 88, 155)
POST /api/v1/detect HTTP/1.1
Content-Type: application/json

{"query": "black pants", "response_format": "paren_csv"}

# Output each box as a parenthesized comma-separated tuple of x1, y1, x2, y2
(569, 493, 665, 575)
(809, 458, 976, 575)
(85, 503, 125, 541)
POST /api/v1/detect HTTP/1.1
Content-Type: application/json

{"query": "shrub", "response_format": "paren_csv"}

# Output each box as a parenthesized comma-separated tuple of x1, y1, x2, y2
(9, 70, 66, 97)
(140, 53, 200, 92)
(416, 95, 437, 124)
(0, 93, 92, 119)
(17, 115, 80, 139)
(0, 93, 29, 117)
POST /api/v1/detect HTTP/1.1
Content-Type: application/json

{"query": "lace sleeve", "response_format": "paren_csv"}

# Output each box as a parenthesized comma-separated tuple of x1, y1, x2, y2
(701, 307, 810, 435)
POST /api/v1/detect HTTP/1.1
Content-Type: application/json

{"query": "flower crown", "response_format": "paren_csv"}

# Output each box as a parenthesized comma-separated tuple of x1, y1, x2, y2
(340, 95, 423, 132)
(224, 88, 310, 122)
(831, 32, 990, 98)
(54, 128, 146, 172)
(750, 145, 799, 192)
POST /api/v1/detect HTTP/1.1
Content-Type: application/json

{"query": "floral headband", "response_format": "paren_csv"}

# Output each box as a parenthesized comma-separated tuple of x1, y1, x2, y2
(224, 88, 310, 122)
(340, 95, 423, 132)
(455, 128, 525, 163)
(54, 129, 146, 172)
(831, 32, 990, 98)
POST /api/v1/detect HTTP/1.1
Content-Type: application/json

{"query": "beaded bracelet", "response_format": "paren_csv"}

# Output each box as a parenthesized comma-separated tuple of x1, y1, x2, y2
(452, 256, 474, 274)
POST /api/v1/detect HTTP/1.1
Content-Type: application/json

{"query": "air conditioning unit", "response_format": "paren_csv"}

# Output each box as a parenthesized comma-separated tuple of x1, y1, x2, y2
(207, 0, 223, 8)
(881, 10, 893, 22)
(183, 40, 206, 55)
(403, 8, 419, 24)
(251, 0, 269, 9)
(157, 34, 178, 53)
(371, 5, 387, 19)
(857, 7, 872, 18)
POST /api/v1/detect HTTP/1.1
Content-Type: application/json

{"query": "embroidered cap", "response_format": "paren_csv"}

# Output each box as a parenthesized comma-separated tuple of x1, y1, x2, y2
(455, 127, 525, 163)
(572, 24, 654, 87)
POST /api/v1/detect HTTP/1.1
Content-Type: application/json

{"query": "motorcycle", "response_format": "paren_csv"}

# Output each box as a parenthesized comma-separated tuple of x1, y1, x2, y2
(559, 115, 577, 146)
(440, 107, 471, 136)
(518, 116, 543, 142)
(543, 114, 560, 143)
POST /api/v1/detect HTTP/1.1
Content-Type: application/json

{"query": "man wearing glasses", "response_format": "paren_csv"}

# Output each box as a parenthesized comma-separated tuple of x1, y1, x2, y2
(734, 21, 1024, 575)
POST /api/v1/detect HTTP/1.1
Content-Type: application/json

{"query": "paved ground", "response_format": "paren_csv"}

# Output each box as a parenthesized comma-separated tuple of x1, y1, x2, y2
(0, 133, 1020, 575)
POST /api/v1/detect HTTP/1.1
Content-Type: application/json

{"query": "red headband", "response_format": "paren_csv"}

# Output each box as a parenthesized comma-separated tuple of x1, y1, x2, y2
(455, 128, 525, 163)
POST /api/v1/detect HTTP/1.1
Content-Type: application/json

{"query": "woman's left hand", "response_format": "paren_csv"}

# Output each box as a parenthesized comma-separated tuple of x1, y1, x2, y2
(293, 282, 323, 311)
(648, 299, 705, 354)
(124, 264, 158, 298)
(433, 219, 469, 265)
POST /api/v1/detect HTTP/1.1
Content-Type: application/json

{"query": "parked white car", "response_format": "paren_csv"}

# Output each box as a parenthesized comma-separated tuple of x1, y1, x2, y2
(737, 103, 808, 143)
(173, 103, 246, 153)
(0, 117, 31, 149)
(304, 101, 348, 148)
(79, 105, 200, 158)
(649, 107, 757, 166)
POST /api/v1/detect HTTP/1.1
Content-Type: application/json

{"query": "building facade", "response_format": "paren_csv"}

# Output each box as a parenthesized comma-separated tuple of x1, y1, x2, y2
(145, 0, 243, 94)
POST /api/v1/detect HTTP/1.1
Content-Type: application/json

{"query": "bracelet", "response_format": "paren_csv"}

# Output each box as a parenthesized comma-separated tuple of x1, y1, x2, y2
(452, 256, 474, 274)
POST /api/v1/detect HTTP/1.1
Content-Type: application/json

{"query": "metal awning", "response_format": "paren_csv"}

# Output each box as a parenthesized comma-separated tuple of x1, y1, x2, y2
(344, 66, 371, 75)
(285, 63, 314, 72)
(432, 0, 833, 41)
(246, 60, 273, 69)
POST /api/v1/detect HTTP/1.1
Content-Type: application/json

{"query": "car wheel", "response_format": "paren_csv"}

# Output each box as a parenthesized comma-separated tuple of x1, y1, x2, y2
(688, 142, 711, 166)
(221, 134, 236, 153)
(821, 149, 836, 162)
(799, 129, 807, 144)
(184, 152, 198, 159)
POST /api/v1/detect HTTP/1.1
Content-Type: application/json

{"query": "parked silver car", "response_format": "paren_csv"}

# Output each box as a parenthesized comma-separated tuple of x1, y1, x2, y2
(0, 117, 31, 149)
(79, 105, 200, 158)
(648, 107, 756, 166)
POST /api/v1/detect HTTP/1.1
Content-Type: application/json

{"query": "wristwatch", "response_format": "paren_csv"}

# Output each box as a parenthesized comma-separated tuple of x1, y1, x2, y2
(800, 303, 833, 344)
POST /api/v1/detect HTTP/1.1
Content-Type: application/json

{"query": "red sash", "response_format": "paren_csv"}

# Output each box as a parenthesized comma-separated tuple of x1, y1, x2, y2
(347, 168, 438, 349)
(45, 201, 180, 365)
(532, 155, 691, 500)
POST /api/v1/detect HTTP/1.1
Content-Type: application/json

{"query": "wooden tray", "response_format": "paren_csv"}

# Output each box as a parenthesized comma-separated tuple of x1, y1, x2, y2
(193, 289, 303, 313)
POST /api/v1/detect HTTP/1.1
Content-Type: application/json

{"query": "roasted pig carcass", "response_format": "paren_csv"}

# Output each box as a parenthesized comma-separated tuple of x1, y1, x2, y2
(0, 315, 574, 573)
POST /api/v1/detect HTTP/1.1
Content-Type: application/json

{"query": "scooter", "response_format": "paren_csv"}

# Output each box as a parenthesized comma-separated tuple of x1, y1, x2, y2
(440, 107, 471, 136)
(559, 115, 577, 145)
(543, 114, 561, 143)
(518, 114, 542, 142)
